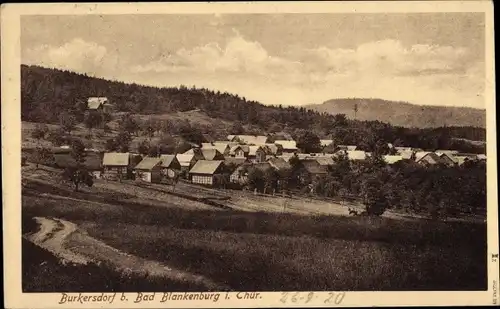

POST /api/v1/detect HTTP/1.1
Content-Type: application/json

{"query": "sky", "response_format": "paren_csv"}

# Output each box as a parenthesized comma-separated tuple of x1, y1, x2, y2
(21, 13, 485, 108)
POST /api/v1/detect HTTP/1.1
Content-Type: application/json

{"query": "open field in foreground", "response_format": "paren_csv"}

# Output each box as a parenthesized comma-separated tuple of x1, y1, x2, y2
(22, 164, 487, 291)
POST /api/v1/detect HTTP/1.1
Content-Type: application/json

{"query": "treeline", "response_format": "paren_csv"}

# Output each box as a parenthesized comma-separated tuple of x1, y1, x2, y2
(231, 154, 486, 219)
(21, 65, 485, 153)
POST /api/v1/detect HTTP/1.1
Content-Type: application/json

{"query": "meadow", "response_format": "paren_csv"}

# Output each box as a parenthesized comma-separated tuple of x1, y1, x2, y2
(22, 166, 487, 292)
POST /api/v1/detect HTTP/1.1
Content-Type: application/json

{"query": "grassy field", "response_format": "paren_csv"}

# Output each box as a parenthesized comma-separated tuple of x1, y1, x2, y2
(22, 164, 487, 291)
(23, 120, 164, 151)
(22, 109, 231, 151)
(134, 110, 233, 128)
(22, 238, 204, 292)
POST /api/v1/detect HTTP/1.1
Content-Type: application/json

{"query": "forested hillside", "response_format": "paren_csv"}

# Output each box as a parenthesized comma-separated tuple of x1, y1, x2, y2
(21, 65, 485, 153)
(307, 98, 486, 129)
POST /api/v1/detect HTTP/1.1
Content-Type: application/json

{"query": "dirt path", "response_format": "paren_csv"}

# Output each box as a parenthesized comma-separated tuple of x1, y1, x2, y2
(24, 217, 229, 290)
(25, 217, 89, 265)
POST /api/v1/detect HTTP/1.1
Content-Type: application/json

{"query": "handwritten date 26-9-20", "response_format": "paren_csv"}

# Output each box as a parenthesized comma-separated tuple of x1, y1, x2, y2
(280, 292, 346, 305)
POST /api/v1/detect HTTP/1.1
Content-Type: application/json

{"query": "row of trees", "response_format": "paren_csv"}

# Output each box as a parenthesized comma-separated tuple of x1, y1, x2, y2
(22, 65, 485, 154)
(217, 152, 486, 218)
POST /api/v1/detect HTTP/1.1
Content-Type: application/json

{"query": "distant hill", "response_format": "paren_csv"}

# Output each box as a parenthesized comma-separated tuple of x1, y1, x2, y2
(306, 98, 486, 128)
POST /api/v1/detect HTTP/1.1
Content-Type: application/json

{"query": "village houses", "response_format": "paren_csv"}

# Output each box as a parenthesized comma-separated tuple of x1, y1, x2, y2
(55, 120, 485, 190)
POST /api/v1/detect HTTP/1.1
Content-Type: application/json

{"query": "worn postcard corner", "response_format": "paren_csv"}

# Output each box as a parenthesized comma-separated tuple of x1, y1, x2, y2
(2, 1, 499, 308)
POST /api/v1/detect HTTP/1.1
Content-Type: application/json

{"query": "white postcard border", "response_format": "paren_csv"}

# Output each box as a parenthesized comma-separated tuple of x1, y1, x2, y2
(2, 1, 498, 308)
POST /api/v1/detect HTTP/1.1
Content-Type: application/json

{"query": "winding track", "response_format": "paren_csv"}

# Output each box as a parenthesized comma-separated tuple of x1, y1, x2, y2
(24, 217, 229, 290)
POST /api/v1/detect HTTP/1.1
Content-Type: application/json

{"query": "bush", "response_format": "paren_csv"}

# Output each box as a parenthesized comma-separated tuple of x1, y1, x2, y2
(30, 147, 54, 168)
(46, 129, 67, 146)
(360, 175, 388, 216)
(31, 124, 48, 141)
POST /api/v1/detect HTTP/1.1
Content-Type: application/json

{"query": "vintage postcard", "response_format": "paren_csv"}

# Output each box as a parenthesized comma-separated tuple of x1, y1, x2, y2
(2, 1, 498, 308)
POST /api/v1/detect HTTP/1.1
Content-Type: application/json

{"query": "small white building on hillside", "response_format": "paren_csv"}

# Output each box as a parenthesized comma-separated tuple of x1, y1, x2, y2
(87, 97, 114, 113)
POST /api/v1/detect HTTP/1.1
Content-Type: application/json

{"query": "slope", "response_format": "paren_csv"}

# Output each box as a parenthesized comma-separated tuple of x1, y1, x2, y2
(307, 98, 486, 128)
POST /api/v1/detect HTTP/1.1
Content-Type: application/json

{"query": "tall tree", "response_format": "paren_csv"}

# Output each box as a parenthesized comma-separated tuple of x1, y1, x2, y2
(119, 114, 139, 136)
(115, 131, 132, 152)
(31, 124, 48, 145)
(83, 111, 103, 136)
(62, 139, 93, 192)
(333, 114, 348, 128)
(105, 138, 118, 152)
(137, 139, 150, 156)
(296, 131, 322, 153)
(263, 168, 279, 195)
(70, 139, 87, 165)
(246, 168, 265, 192)
(230, 122, 245, 135)
(59, 112, 76, 134)
(360, 174, 388, 216)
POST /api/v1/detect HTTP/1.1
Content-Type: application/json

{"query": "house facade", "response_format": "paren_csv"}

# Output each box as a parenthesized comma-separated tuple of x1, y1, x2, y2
(437, 153, 457, 167)
(476, 154, 487, 161)
(383, 155, 404, 165)
(300, 159, 328, 177)
(201, 142, 231, 156)
(102, 152, 135, 180)
(320, 139, 333, 147)
(267, 157, 292, 171)
(338, 145, 358, 151)
(230, 145, 250, 158)
(230, 135, 268, 145)
(160, 154, 181, 178)
(248, 146, 267, 163)
(201, 148, 225, 161)
(264, 143, 283, 156)
(415, 152, 443, 166)
(274, 140, 298, 154)
(224, 157, 248, 168)
(230, 164, 251, 184)
(189, 160, 224, 186)
(134, 157, 163, 183)
(176, 153, 199, 176)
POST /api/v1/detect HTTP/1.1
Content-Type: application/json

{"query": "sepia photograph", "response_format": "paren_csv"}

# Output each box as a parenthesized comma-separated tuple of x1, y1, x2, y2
(2, 1, 498, 308)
